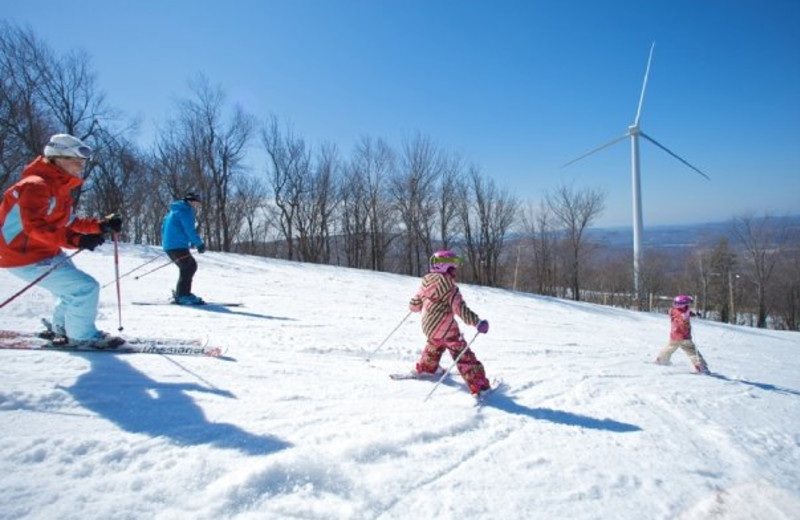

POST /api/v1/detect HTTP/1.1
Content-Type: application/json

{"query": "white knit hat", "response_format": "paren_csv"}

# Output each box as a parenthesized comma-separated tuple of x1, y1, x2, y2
(43, 134, 93, 159)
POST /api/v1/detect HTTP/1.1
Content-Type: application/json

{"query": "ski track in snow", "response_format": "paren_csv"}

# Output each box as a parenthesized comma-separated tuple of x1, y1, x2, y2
(0, 244, 798, 520)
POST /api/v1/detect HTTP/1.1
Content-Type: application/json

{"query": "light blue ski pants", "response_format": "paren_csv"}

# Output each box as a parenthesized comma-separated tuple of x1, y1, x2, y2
(8, 252, 100, 340)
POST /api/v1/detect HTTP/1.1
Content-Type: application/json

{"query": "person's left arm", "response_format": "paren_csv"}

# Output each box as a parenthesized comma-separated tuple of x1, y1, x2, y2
(179, 207, 204, 248)
(450, 287, 479, 326)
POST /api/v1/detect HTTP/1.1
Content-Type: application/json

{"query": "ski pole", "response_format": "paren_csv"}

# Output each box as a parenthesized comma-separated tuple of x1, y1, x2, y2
(112, 232, 124, 332)
(101, 253, 165, 288)
(0, 250, 83, 309)
(365, 311, 412, 362)
(133, 252, 191, 281)
(424, 331, 481, 402)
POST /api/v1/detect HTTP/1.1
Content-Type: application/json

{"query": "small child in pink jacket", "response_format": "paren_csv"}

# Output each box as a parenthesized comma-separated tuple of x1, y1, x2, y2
(409, 250, 491, 394)
(656, 294, 709, 373)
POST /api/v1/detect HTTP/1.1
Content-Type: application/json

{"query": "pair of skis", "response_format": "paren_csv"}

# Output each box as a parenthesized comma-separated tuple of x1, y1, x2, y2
(389, 369, 504, 405)
(0, 329, 225, 358)
(0, 300, 246, 357)
(131, 301, 243, 307)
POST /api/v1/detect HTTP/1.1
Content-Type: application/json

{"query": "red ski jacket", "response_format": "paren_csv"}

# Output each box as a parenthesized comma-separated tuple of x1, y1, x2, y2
(0, 156, 101, 267)
(669, 307, 693, 341)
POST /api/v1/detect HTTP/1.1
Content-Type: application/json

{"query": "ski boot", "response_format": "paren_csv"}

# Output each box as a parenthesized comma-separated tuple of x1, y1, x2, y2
(73, 331, 126, 349)
(173, 293, 205, 305)
(38, 318, 67, 343)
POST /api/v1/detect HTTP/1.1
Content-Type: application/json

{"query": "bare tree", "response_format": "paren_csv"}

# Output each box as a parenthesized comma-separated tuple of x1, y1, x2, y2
(81, 128, 149, 242)
(521, 201, 559, 296)
(460, 167, 519, 286)
(732, 214, 785, 328)
(173, 75, 254, 252)
(230, 174, 268, 255)
(128, 156, 167, 245)
(342, 136, 397, 270)
(262, 115, 311, 260)
(710, 238, 737, 322)
(390, 133, 442, 275)
(362, 138, 398, 271)
(639, 250, 673, 311)
(0, 22, 50, 187)
(691, 247, 715, 318)
(546, 184, 605, 301)
(594, 250, 633, 307)
(340, 157, 369, 268)
(0, 22, 117, 199)
(436, 153, 465, 250)
(294, 143, 339, 263)
(37, 48, 110, 141)
(772, 250, 800, 330)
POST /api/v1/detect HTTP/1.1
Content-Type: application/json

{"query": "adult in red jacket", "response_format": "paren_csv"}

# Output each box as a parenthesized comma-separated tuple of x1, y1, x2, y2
(0, 134, 122, 345)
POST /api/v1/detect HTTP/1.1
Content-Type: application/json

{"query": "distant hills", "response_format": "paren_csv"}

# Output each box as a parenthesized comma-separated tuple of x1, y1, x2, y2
(587, 214, 800, 250)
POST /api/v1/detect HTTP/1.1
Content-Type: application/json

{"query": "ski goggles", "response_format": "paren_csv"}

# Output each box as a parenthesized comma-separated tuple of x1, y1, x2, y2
(430, 256, 462, 265)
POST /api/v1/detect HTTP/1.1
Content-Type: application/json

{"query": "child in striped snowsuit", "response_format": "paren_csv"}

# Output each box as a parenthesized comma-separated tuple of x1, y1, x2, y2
(409, 250, 491, 394)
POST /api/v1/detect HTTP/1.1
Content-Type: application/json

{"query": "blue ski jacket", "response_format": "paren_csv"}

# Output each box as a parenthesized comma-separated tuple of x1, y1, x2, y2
(161, 200, 204, 251)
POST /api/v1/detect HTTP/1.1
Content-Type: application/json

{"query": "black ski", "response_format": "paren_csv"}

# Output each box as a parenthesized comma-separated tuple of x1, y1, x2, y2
(131, 301, 243, 307)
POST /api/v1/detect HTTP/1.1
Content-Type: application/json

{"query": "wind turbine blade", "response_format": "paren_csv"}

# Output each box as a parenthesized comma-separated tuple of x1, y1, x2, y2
(639, 131, 711, 180)
(562, 134, 628, 168)
(634, 42, 656, 127)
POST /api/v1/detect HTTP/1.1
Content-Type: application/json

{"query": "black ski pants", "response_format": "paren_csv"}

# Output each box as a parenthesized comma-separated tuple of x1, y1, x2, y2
(166, 249, 197, 297)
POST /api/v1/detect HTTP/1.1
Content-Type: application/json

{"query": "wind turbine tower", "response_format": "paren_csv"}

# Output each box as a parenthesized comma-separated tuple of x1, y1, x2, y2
(564, 42, 710, 305)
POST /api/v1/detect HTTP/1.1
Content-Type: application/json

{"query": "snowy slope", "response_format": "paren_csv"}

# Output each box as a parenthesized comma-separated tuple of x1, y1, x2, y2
(0, 244, 798, 520)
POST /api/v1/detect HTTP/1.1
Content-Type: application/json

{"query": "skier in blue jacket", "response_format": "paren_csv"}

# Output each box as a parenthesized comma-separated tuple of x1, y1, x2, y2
(162, 193, 205, 305)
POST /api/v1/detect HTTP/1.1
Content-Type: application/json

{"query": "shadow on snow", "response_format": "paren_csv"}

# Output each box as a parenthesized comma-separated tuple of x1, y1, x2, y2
(484, 392, 642, 433)
(62, 354, 292, 455)
(709, 373, 800, 397)
(186, 304, 294, 321)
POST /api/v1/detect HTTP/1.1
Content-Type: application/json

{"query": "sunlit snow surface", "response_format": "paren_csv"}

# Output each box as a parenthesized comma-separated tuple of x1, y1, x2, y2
(1, 244, 798, 520)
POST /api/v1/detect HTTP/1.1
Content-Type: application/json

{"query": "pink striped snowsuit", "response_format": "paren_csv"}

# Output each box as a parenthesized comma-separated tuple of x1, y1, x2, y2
(409, 271, 490, 393)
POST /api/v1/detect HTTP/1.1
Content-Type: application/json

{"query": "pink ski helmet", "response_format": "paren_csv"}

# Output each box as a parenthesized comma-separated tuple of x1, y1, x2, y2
(429, 250, 462, 274)
(673, 294, 694, 307)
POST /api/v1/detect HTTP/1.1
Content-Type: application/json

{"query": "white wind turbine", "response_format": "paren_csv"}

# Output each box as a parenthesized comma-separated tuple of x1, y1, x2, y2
(564, 42, 710, 304)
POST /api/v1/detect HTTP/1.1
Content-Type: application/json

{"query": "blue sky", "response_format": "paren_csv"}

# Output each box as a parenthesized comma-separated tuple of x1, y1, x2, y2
(4, 0, 799, 227)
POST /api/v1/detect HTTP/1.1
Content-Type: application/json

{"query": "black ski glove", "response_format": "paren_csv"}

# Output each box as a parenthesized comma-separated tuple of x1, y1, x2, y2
(78, 234, 105, 251)
(197, 243, 206, 254)
(99, 213, 123, 233)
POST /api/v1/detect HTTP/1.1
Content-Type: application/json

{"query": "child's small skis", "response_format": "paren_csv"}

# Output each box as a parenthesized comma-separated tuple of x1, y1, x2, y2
(390, 367, 504, 405)
(389, 366, 446, 381)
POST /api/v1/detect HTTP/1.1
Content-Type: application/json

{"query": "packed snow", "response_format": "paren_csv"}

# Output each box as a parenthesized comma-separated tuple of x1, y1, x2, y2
(0, 244, 798, 520)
